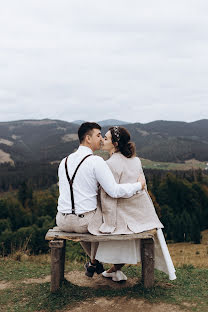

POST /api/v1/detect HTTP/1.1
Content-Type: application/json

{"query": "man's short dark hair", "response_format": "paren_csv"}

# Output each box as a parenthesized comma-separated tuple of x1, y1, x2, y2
(78, 122, 101, 143)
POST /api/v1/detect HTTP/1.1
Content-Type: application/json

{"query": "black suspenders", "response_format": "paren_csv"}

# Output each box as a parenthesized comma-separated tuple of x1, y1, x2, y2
(65, 154, 92, 214)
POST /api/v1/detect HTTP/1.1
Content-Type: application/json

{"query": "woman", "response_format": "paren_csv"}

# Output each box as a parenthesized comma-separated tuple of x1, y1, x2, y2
(88, 126, 176, 282)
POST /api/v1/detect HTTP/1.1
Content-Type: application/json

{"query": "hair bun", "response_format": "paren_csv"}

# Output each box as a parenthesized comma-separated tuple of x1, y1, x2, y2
(110, 127, 136, 158)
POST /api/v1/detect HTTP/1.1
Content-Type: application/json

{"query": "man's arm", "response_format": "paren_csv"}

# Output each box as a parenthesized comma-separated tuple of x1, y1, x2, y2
(94, 157, 144, 198)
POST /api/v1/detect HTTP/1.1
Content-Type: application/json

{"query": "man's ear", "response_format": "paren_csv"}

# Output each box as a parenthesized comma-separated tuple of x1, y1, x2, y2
(85, 134, 91, 144)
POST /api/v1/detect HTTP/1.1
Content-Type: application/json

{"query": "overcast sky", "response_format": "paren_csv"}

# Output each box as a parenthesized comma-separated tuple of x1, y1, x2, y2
(0, 0, 208, 123)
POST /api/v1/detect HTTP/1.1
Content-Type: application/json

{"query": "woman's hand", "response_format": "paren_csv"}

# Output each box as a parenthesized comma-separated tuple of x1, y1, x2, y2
(137, 175, 146, 190)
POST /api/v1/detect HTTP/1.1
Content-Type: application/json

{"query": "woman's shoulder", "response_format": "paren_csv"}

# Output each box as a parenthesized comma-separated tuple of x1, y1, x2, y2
(112, 153, 141, 161)
(106, 153, 123, 173)
(106, 153, 142, 171)
(106, 152, 124, 166)
(134, 156, 142, 168)
(135, 156, 142, 164)
(107, 152, 121, 161)
(107, 153, 141, 162)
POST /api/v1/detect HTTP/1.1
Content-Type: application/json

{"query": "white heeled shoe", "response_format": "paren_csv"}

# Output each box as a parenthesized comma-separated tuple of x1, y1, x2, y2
(102, 270, 127, 282)
(112, 270, 127, 282)
(102, 271, 115, 278)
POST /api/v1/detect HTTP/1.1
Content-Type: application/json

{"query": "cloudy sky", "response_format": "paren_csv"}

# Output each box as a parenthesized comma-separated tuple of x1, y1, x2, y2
(0, 0, 207, 123)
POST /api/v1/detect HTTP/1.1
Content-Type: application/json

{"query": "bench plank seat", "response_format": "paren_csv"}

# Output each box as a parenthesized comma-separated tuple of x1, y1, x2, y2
(45, 227, 156, 242)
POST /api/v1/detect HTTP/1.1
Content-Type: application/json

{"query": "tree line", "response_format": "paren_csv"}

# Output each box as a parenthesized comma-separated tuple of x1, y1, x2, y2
(0, 162, 58, 192)
(0, 166, 208, 256)
(147, 170, 208, 243)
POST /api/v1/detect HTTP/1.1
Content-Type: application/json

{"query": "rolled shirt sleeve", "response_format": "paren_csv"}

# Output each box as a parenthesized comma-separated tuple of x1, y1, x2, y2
(94, 156, 142, 198)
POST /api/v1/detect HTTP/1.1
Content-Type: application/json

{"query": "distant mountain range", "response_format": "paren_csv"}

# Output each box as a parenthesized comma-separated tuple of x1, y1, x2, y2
(72, 119, 131, 126)
(0, 118, 208, 164)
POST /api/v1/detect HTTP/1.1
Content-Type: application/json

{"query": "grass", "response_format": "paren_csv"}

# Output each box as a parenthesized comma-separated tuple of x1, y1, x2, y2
(1, 237, 208, 312)
(168, 240, 208, 268)
(0, 254, 84, 282)
(0, 264, 208, 312)
(0, 255, 208, 312)
(0, 257, 50, 282)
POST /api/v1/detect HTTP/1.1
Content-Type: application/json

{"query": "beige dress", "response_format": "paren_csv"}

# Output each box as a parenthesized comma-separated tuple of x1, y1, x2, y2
(88, 153, 176, 280)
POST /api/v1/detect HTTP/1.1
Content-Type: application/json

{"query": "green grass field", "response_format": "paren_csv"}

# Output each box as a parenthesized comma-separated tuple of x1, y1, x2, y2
(141, 158, 208, 171)
(0, 251, 208, 312)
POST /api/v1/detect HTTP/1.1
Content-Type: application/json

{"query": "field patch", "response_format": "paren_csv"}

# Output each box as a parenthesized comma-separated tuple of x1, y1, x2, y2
(62, 133, 78, 142)
(0, 149, 14, 165)
(0, 138, 13, 146)
(141, 158, 208, 170)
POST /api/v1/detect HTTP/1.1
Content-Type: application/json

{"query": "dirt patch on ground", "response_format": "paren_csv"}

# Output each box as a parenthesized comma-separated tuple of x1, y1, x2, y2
(0, 281, 12, 290)
(65, 271, 138, 289)
(0, 276, 51, 289)
(0, 273, 189, 312)
(22, 276, 51, 284)
(0, 271, 175, 291)
(67, 297, 186, 312)
(0, 271, 137, 289)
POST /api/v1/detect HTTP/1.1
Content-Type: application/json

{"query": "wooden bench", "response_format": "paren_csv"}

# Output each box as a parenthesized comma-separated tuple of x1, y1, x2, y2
(45, 228, 156, 292)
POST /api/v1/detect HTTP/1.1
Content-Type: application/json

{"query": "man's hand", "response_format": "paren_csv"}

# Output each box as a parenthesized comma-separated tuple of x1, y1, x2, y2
(137, 175, 146, 190)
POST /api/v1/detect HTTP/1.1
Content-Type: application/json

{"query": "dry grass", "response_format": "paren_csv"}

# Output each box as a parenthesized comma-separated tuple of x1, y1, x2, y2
(10, 252, 51, 264)
(4, 230, 208, 270)
(168, 230, 208, 268)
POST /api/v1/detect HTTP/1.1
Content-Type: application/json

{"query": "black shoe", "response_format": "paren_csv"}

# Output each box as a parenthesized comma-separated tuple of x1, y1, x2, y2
(95, 261, 105, 274)
(84, 261, 104, 277)
(84, 262, 96, 277)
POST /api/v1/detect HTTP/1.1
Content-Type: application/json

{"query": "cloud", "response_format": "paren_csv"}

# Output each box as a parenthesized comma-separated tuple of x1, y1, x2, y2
(0, 0, 208, 123)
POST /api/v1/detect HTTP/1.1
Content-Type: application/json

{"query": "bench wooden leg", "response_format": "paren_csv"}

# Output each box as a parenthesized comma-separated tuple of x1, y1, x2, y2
(60, 240, 66, 282)
(141, 238, 154, 288)
(49, 239, 66, 292)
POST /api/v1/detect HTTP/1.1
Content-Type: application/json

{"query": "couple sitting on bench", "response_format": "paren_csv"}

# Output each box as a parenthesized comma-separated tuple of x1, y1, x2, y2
(56, 122, 176, 282)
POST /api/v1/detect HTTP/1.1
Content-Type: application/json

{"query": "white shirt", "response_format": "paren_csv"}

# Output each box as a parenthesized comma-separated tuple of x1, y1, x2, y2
(57, 146, 142, 214)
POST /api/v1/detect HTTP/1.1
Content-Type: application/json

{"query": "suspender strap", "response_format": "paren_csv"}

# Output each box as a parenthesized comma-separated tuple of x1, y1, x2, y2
(65, 154, 92, 214)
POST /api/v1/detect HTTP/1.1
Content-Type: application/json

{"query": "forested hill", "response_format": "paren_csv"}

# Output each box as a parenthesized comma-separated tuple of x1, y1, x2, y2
(0, 118, 208, 164)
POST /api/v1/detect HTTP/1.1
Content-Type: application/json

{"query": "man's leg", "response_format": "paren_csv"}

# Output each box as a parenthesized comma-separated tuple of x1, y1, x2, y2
(80, 242, 99, 263)
(75, 212, 104, 277)
(81, 241, 104, 277)
(80, 242, 91, 257)
(57, 212, 103, 276)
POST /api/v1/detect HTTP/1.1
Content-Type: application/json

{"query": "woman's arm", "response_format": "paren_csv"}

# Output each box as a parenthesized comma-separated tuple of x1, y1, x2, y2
(94, 156, 142, 198)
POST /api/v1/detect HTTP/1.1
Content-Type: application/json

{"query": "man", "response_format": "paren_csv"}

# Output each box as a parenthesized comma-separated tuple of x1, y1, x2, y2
(56, 122, 145, 277)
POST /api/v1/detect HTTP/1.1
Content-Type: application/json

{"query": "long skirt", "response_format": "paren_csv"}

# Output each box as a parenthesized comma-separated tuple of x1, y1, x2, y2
(95, 229, 176, 280)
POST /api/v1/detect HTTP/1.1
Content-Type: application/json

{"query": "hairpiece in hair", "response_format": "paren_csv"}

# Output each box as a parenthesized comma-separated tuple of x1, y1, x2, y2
(112, 126, 120, 141)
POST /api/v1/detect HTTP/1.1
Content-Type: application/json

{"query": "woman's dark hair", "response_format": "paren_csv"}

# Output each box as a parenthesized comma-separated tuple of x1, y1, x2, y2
(78, 122, 101, 143)
(109, 126, 136, 158)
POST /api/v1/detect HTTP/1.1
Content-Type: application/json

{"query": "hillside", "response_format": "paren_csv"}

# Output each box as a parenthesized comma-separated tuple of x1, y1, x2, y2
(0, 119, 208, 164)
